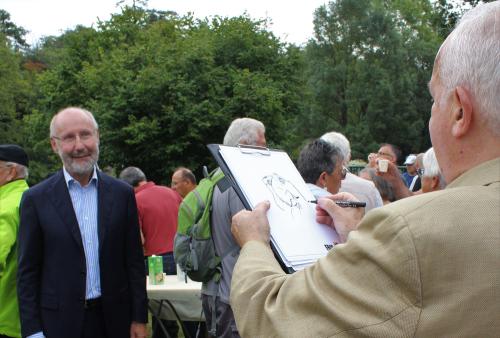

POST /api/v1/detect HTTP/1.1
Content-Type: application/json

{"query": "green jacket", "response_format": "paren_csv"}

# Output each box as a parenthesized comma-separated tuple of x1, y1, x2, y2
(0, 179, 28, 338)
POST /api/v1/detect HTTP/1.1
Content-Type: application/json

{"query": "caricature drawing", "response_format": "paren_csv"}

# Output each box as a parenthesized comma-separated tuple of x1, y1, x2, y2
(262, 173, 308, 214)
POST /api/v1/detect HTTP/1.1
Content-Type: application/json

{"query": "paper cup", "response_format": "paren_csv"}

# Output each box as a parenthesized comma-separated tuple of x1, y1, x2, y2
(378, 159, 389, 172)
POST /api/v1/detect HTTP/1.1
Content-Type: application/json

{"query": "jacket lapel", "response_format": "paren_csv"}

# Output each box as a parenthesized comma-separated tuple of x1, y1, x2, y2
(97, 171, 113, 251)
(49, 170, 84, 253)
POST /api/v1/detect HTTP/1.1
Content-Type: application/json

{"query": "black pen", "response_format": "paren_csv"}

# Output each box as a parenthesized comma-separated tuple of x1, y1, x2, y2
(309, 200, 366, 208)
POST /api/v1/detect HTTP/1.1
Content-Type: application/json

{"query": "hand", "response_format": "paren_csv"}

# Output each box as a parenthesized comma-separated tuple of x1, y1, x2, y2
(130, 322, 147, 338)
(376, 162, 412, 199)
(315, 192, 364, 243)
(367, 153, 378, 168)
(375, 161, 399, 182)
(231, 201, 271, 247)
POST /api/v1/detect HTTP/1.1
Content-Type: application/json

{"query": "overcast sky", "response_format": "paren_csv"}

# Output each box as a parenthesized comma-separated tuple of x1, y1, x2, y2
(2, 0, 328, 46)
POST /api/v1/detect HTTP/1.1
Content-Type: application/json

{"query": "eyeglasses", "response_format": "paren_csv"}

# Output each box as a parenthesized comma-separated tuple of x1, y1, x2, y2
(52, 131, 95, 145)
(417, 168, 425, 176)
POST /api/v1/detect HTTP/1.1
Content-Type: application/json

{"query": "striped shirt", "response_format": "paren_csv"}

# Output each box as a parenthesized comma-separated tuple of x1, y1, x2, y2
(63, 167, 101, 300)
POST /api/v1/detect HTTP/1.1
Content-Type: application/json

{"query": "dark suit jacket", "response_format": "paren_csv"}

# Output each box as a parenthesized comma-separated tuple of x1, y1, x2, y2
(17, 169, 147, 338)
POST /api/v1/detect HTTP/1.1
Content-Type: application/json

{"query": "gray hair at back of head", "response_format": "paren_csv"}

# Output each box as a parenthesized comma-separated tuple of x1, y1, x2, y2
(423, 148, 447, 189)
(436, 2, 500, 135)
(223, 118, 265, 146)
(49, 107, 99, 137)
(320, 131, 351, 162)
(359, 167, 395, 202)
(416, 153, 424, 168)
(119, 166, 146, 187)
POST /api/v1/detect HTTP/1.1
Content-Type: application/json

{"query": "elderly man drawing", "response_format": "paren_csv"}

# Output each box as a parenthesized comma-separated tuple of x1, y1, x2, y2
(229, 3, 500, 337)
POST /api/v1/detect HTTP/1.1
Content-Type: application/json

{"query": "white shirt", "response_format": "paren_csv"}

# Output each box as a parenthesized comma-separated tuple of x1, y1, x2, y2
(339, 173, 383, 212)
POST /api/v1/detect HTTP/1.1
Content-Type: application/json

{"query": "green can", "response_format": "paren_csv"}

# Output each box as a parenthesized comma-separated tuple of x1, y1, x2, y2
(148, 255, 164, 285)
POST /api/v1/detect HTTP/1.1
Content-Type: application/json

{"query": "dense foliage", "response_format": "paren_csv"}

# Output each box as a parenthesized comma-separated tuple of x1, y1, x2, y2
(0, 0, 489, 185)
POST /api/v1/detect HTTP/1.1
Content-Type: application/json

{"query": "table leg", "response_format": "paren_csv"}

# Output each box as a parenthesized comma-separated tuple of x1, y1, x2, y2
(148, 300, 172, 338)
(163, 299, 192, 338)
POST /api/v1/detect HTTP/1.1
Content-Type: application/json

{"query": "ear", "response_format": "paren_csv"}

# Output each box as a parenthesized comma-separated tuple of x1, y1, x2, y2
(50, 138, 58, 153)
(5, 166, 16, 182)
(317, 172, 328, 187)
(431, 176, 440, 190)
(451, 86, 473, 138)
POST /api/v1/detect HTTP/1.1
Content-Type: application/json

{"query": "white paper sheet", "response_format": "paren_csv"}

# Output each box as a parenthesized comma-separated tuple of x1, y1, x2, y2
(219, 146, 339, 270)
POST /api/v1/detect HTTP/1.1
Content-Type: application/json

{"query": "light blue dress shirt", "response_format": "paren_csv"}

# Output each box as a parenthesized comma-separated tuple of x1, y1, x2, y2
(63, 166, 101, 300)
(28, 167, 101, 338)
(307, 183, 332, 199)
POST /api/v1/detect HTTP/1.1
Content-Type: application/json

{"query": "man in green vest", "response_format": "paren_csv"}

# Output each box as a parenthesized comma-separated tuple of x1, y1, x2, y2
(0, 144, 29, 338)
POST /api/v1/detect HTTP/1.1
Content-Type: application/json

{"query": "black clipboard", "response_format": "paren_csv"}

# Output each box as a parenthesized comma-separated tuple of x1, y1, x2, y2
(207, 143, 295, 274)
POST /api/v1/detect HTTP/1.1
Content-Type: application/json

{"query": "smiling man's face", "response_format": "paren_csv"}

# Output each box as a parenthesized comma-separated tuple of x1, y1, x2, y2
(51, 108, 99, 184)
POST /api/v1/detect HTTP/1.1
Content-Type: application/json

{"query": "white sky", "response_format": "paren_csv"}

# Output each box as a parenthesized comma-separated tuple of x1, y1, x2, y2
(1, 0, 328, 46)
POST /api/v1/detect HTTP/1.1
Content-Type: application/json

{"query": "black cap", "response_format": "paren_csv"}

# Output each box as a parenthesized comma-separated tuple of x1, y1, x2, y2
(0, 144, 29, 167)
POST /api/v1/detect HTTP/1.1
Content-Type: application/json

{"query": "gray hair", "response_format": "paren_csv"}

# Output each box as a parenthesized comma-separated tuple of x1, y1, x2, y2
(436, 2, 500, 135)
(297, 139, 344, 184)
(50, 107, 99, 137)
(416, 153, 424, 168)
(119, 166, 146, 187)
(359, 168, 395, 202)
(223, 118, 265, 146)
(422, 148, 446, 189)
(320, 131, 351, 163)
(5, 162, 29, 180)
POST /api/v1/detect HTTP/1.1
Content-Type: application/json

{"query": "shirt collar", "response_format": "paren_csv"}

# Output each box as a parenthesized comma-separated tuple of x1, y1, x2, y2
(63, 166, 98, 188)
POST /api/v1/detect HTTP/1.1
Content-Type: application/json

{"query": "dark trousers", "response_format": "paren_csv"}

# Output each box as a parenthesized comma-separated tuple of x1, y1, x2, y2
(201, 295, 240, 338)
(81, 298, 107, 338)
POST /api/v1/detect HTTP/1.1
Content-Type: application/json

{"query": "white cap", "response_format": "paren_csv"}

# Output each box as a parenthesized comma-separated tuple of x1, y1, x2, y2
(404, 154, 417, 165)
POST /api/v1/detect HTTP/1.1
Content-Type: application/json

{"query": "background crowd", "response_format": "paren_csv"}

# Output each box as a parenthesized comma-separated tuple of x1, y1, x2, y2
(1, 1, 499, 338)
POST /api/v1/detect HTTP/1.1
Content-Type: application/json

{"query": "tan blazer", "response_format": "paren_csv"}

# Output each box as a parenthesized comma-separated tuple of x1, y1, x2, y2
(231, 158, 500, 337)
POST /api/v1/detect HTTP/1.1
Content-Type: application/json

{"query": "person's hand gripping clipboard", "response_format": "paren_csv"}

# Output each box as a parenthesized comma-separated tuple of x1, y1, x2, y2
(207, 144, 340, 272)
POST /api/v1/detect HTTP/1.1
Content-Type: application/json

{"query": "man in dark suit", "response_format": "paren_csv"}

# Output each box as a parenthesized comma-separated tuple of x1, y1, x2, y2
(17, 107, 148, 338)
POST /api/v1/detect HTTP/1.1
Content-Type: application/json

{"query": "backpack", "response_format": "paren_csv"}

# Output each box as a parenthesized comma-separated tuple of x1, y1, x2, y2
(174, 167, 226, 282)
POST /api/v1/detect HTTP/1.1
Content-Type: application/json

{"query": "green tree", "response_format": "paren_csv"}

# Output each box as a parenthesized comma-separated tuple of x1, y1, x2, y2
(302, 0, 441, 160)
(0, 9, 28, 49)
(22, 5, 305, 183)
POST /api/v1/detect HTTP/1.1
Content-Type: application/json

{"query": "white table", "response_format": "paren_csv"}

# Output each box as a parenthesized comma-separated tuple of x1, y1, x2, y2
(147, 275, 205, 338)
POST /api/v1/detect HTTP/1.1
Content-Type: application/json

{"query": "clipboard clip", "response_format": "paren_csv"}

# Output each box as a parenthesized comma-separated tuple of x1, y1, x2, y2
(237, 144, 271, 156)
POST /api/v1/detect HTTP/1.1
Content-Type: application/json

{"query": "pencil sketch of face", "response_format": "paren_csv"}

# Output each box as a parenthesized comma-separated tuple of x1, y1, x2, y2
(262, 173, 306, 214)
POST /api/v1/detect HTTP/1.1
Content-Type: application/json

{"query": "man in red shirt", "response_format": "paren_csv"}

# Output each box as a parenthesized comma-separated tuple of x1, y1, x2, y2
(120, 166, 182, 268)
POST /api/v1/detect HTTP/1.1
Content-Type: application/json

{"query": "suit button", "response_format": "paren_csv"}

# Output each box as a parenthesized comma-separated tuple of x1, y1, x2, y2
(81, 271, 85, 275)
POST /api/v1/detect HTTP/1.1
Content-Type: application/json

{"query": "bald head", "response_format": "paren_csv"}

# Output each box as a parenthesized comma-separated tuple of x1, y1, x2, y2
(50, 107, 99, 138)
(171, 167, 197, 198)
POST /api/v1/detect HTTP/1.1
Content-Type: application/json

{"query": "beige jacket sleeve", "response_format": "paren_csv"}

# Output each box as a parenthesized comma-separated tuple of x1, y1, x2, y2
(230, 209, 422, 337)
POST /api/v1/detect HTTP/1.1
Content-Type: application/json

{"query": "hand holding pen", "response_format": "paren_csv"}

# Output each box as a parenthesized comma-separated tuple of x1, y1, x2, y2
(315, 192, 365, 243)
